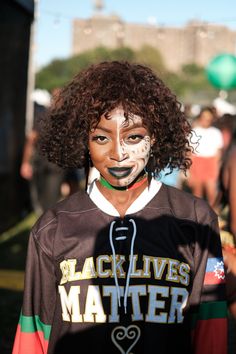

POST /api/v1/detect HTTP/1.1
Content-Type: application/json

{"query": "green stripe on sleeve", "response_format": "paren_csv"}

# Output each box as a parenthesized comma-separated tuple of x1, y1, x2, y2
(191, 301, 227, 328)
(19, 313, 51, 340)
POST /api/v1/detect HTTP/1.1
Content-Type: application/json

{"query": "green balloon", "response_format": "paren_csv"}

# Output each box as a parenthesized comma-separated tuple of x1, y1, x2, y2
(206, 53, 236, 90)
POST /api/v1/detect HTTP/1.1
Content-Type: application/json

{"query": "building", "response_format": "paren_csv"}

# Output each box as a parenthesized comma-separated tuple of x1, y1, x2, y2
(72, 13, 236, 72)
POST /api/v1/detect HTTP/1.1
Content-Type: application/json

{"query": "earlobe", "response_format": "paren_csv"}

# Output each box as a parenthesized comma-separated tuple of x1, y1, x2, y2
(151, 137, 156, 147)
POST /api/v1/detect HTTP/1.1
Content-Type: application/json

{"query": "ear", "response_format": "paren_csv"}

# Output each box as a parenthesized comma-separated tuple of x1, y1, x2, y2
(151, 136, 156, 147)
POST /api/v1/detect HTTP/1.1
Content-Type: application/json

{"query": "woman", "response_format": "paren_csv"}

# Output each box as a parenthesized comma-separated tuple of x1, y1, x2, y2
(12, 61, 227, 354)
(215, 114, 236, 318)
(187, 107, 224, 207)
(213, 114, 236, 353)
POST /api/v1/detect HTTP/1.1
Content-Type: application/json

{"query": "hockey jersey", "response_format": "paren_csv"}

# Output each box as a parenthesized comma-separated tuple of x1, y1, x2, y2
(12, 180, 227, 354)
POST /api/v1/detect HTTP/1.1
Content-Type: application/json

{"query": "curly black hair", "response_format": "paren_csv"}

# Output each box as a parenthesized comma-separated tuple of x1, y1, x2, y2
(39, 61, 192, 176)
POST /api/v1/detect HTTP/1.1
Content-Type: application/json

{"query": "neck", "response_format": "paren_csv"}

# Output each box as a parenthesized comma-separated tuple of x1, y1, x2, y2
(99, 173, 148, 191)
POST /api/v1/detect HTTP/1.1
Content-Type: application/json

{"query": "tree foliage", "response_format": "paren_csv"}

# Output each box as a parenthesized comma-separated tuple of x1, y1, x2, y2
(135, 45, 166, 77)
(36, 46, 136, 92)
(35, 45, 220, 104)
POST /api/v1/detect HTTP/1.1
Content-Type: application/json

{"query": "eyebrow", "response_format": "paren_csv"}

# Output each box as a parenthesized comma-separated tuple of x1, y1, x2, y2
(94, 122, 145, 133)
(94, 125, 112, 133)
(122, 122, 145, 131)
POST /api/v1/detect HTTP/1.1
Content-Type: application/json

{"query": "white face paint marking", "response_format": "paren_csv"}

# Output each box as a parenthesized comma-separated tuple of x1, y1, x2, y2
(89, 107, 153, 187)
(108, 108, 151, 186)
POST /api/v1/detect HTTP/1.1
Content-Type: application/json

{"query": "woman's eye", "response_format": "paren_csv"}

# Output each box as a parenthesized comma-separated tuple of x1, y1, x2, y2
(91, 135, 108, 144)
(125, 135, 144, 144)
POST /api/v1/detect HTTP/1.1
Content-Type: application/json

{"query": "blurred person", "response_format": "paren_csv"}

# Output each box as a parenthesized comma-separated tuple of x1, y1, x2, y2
(215, 114, 236, 261)
(213, 115, 236, 353)
(186, 106, 224, 207)
(61, 167, 86, 197)
(213, 114, 236, 230)
(215, 113, 236, 152)
(20, 90, 64, 215)
(13, 61, 227, 354)
(213, 95, 236, 120)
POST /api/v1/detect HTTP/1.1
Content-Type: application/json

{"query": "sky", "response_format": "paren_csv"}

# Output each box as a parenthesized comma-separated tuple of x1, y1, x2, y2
(35, 0, 236, 70)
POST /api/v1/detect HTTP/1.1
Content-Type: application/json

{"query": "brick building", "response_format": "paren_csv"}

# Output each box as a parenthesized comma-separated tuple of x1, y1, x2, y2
(72, 14, 236, 72)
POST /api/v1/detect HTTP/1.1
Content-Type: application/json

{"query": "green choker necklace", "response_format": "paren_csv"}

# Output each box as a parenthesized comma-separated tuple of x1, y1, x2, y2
(99, 174, 148, 191)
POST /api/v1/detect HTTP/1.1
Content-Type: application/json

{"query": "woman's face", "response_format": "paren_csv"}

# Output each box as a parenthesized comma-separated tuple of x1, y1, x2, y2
(199, 110, 214, 128)
(89, 107, 154, 187)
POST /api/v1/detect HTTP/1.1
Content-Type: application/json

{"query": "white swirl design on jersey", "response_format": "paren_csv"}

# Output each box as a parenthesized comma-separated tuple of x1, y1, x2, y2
(111, 324, 141, 354)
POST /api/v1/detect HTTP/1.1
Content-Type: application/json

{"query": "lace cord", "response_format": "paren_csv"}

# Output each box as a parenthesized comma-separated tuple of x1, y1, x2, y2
(124, 219, 136, 313)
(109, 220, 121, 306)
(109, 219, 137, 313)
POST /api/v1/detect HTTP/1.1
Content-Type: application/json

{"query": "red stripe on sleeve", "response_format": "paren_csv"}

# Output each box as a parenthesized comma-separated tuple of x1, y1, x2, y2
(12, 324, 49, 354)
(191, 318, 227, 354)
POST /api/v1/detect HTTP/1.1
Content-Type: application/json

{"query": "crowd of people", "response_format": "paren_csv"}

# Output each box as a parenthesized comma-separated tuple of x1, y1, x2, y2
(14, 60, 236, 353)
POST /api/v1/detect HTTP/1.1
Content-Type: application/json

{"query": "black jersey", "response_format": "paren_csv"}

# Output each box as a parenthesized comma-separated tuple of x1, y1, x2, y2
(12, 181, 227, 354)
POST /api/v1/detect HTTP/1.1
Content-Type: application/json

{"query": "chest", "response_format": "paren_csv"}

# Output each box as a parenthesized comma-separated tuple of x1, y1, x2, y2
(55, 214, 195, 297)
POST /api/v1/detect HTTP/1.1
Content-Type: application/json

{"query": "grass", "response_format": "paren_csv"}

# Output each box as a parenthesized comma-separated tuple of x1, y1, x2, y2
(0, 212, 37, 354)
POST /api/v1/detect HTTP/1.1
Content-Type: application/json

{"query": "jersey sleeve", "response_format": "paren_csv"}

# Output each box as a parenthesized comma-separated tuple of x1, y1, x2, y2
(12, 229, 56, 354)
(190, 205, 228, 354)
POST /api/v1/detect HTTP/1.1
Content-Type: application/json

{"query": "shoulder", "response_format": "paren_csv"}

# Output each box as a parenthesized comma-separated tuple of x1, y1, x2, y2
(34, 191, 97, 228)
(192, 126, 202, 135)
(210, 126, 223, 138)
(155, 183, 217, 224)
(31, 191, 97, 250)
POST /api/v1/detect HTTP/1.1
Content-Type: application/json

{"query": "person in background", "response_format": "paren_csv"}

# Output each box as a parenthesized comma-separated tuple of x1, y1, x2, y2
(187, 106, 224, 207)
(13, 61, 227, 354)
(213, 114, 236, 353)
(214, 115, 236, 308)
(20, 91, 64, 215)
(61, 167, 86, 196)
(215, 113, 236, 152)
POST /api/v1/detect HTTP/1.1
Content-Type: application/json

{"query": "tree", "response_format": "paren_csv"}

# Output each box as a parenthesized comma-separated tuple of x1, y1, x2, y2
(36, 46, 135, 92)
(35, 47, 222, 106)
(179, 63, 218, 104)
(135, 45, 166, 77)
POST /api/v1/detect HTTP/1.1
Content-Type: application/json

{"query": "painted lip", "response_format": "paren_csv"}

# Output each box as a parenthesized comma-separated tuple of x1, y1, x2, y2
(108, 167, 133, 179)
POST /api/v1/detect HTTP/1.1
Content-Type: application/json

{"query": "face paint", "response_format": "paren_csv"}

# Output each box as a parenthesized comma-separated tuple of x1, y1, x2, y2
(89, 107, 153, 187)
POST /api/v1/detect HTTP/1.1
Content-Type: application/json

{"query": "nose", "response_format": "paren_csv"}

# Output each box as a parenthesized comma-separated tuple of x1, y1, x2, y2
(110, 141, 128, 162)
